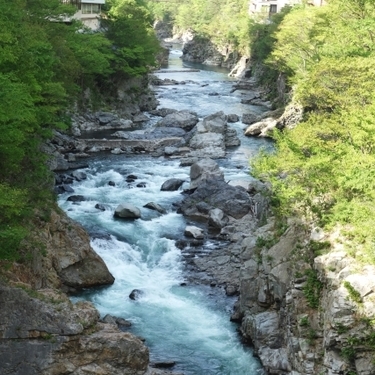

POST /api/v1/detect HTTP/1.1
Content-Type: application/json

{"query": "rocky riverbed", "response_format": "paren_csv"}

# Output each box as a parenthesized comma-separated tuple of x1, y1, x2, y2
(2, 53, 375, 375)
(50, 95, 375, 375)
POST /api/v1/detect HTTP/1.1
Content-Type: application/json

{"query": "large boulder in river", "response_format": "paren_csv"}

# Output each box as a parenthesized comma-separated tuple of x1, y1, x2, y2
(160, 178, 185, 191)
(196, 111, 226, 133)
(190, 158, 224, 190)
(242, 113, 260, 125)
(40, 210, 115, 291)
(180, 178, 253, 220)
(156, 110, 199, 130)
(189, 132, 225, 158)
(143, 202, 166, 214)
(114, 204, 141, 219)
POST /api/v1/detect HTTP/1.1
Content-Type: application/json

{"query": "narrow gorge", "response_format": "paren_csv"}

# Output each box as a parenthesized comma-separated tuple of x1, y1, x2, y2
(2, 2, 375, 375)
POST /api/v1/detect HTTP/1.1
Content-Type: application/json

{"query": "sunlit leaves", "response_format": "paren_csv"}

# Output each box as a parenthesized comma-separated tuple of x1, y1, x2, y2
(104, 0, 160, 77)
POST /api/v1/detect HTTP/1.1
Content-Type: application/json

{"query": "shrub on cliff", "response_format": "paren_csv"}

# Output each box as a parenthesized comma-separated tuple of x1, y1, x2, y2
(251, 0, 375, 264)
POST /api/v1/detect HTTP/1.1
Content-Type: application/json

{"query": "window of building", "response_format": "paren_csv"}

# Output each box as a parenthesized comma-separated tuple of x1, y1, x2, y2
(81, 3, 101, 14)
(270, 4, 277, 13)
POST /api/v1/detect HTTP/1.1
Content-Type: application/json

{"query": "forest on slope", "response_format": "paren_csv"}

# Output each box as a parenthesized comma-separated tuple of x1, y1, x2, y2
(250, 0, 375, 265)
(147, 0, 375, 264)
(0, 0, 159, 261)
(3, 0, 375, 271)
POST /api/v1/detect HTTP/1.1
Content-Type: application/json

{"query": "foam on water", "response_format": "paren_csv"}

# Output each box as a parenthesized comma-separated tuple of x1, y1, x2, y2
(60, 156, 263, 374)
(59, 46, 270, 373)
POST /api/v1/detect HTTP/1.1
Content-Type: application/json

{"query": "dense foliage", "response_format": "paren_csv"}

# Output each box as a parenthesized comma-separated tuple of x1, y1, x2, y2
(0, 0, 159, 261)
(146, 0, 251, 52)
(251, 0, 375, 263)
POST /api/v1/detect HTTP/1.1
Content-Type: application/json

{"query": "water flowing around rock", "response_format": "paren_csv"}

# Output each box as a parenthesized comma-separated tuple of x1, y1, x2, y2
(58, 47, 272, 375)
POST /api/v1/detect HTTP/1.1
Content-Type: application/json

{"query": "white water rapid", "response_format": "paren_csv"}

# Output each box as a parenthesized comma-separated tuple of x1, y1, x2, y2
(58, 48, 272, 375)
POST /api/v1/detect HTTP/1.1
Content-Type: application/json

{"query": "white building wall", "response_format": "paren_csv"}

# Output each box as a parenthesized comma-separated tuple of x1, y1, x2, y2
(62, 0, 105, 30)
(249, 0, 324, 15)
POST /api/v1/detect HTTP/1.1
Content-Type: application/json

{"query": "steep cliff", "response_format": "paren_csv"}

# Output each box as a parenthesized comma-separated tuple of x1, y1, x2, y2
(0, 209, 152, 375)
(237, 220, 375, 375)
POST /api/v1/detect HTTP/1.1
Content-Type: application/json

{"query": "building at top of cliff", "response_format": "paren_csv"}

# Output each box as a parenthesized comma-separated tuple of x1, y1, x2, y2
(61, 0, 105, 30)
(249, 0, 326, 17)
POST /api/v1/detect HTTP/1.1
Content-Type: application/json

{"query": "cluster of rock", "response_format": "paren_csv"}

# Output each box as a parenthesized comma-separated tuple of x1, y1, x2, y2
(173, 158, 375, 375)
(47, 110, 241, 174)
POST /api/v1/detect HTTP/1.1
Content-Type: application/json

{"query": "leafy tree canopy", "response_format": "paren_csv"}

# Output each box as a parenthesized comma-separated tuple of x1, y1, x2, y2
(251, 0, 375, 263)
(0, 0, 160, 262)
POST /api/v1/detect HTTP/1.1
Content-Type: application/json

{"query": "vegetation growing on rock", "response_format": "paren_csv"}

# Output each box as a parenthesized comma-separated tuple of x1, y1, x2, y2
(251, 0, 375, 265)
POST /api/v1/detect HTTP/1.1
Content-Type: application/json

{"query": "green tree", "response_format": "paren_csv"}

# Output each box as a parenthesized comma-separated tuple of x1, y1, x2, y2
(103, 0, 160, 77)
(251, 0, 375, 264)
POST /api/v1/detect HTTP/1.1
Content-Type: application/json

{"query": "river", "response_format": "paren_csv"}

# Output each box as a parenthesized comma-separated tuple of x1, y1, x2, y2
(58, 48, 272, 375)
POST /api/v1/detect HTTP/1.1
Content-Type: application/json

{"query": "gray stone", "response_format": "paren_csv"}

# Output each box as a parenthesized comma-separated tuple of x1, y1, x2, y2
(244, 117, 277, 137)
(164, 146, 179, 156)
(111, 131, 130, 139)
(208, 208, 229, 229)
(184, 225, 204, 239)
(160, 178, 185, 191)
(242, 113, 259, 125)
(71, 171, 87, 181)
(129, 289, 144, 300)
(156, 110, 199, 130)
(143, 202, 166, 214)
(109, 119, 133, 129)
(97, 112, 117, 125)
(149, 108, 178, 117)
(225, 128, 240, 147)
(189, 158, 224, 190)
(132, 113, 149, 123)
(189, 132, 225, 158)
(114, 204, 141, 219)
(67, 195, 85, 202)
(242, 311, 283, 348)
(227, 114, 239, 123)
(181, 178, 252, 219)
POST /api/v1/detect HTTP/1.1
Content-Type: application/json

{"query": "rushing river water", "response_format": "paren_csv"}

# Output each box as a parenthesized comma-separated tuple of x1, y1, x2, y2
(58, 48, 272, 375)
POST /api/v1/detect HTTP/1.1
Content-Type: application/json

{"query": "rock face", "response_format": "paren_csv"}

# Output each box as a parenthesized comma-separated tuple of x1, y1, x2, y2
(184, 207, 375, 375)
(241, 224, 375, 375)
(0, 284, 149, 375)
(29, 209, 115, 291)
(174, 155, 375, 375)
(181, 34, 239, 69)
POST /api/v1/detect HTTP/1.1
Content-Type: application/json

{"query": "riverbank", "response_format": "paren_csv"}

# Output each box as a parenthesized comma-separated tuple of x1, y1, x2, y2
(2, 37, 374, 375)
